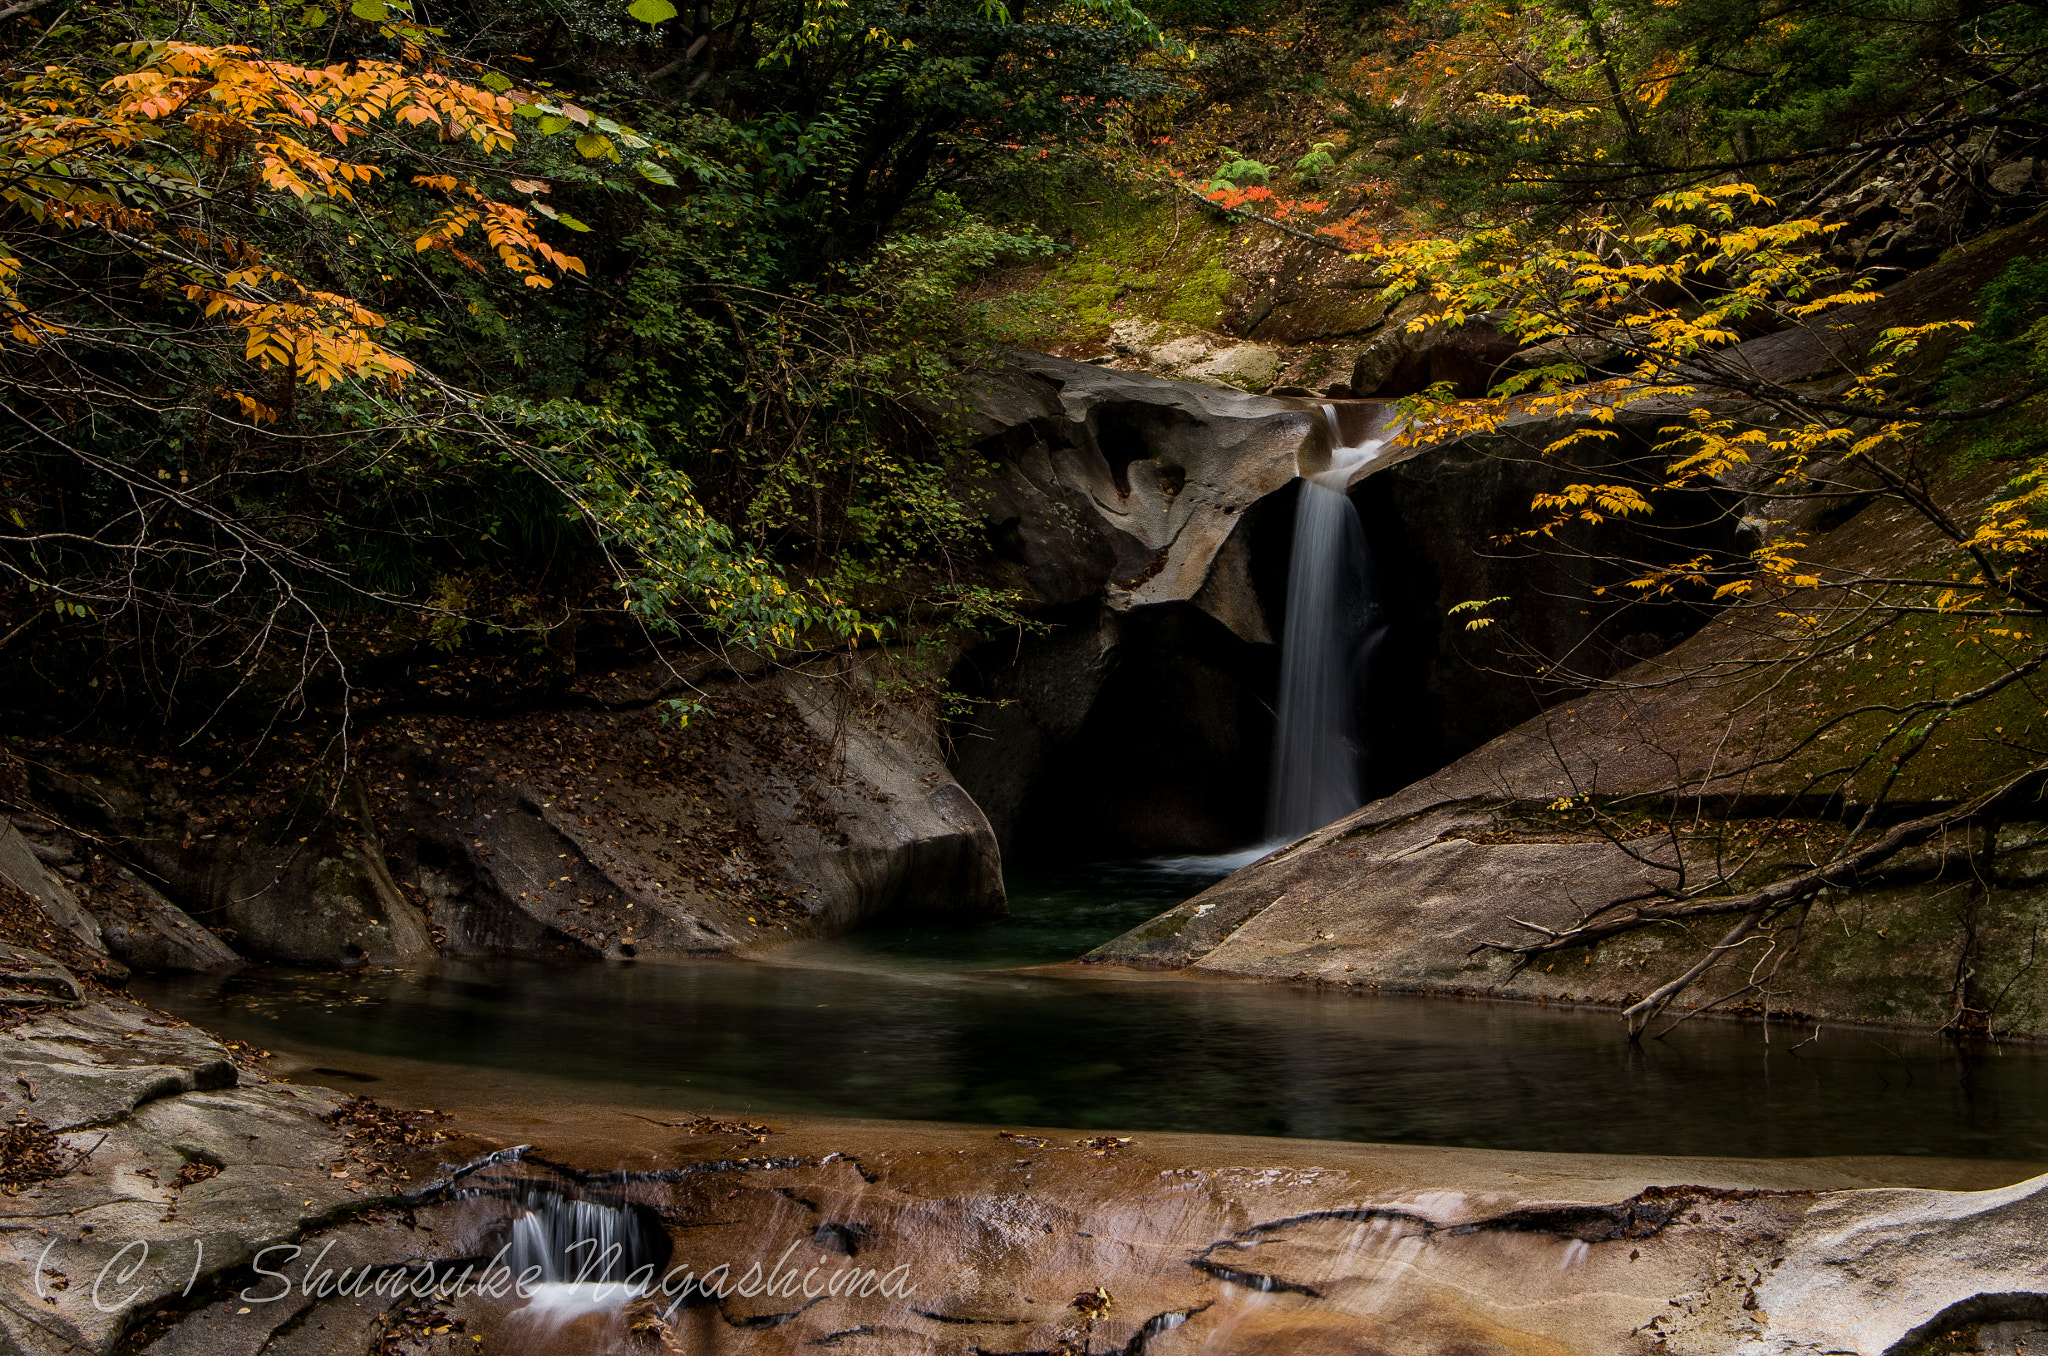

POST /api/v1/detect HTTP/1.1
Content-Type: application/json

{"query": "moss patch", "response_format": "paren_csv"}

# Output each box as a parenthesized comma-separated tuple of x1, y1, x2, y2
(975, 189, 1241, 350)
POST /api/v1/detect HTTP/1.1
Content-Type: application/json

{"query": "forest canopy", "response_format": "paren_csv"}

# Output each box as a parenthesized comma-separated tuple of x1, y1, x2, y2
(0, 0, 1173, 735)
(5, 0, 2048, 751)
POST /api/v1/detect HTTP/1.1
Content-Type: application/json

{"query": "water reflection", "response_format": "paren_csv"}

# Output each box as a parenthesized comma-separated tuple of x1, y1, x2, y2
(139, 944, 2048, 1160)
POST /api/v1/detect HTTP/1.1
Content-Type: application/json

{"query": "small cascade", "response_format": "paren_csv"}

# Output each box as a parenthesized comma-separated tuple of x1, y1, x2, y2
(1266, 406, 1392, 843)
(493, 1185, 670, 1350)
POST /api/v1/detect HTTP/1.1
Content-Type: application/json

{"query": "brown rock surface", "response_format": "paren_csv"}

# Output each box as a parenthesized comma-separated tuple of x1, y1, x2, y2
(105, 1046, 2048, 1356)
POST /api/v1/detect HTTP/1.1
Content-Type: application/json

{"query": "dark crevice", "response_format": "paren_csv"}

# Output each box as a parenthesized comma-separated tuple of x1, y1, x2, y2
(1887, 1293, 2048, 1356)
(722, 1296, 824, 1329)
(1122, 1302, 1213, 1354)
(1188, 1259, 1325, 1296)
(914, 1308, 1034, 1324)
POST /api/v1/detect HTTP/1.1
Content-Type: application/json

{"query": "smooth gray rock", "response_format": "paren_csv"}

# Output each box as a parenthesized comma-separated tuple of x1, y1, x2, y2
(0, 822, 106, 958)
(0, 955, 367, 1356)
(88, 870, 239, 974)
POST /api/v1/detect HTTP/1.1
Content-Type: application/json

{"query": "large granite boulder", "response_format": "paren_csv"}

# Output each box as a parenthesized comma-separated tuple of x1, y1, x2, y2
(27, 763, 436, 969)
(362, 661, 1005, 961)
(16, 655, 1005, 967)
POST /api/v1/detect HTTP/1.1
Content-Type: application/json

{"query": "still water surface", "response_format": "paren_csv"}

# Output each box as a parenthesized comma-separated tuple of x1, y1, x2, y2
(135, 856, 2048, 1160)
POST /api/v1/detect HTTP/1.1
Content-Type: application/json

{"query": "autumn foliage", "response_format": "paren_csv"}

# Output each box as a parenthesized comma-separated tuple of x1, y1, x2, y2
(1, 41, 580, 402)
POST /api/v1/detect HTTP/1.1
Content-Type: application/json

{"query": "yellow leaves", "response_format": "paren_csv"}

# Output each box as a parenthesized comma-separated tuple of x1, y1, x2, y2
(1783, 285, 1878, 322)
(218, 389, 279, 424)
(1872, 319, 1971, 357)
(1530, 483, 1652, 521)
(9, 318, 65, 345)
(1448, 594, 1508, 630)
(1621, 553, 1713, 596)
(1, 246, 62, 345)
(1648, 182, 1772, 222)
(185, 281, 416, 389)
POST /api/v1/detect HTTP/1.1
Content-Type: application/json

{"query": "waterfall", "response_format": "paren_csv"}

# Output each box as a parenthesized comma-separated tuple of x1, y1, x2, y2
(489, 1184, 669, 1346)
(503, 1188, 663, 1289)
(1266, 407, 1390, 842)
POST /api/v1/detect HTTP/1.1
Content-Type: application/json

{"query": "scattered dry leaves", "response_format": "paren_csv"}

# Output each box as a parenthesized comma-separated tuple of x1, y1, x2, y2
(0, 1116, 67, 1194)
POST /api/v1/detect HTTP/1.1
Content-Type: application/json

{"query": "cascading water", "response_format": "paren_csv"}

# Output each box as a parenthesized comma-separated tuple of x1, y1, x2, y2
(504, 1187, 664, 1290)
(1265, 406, 1392, 843)
(491, 1185, 670, 1348)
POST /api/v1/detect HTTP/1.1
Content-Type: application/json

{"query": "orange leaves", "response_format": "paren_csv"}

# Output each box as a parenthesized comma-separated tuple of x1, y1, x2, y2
(1635, 50, 1689, 107)
(410, 176, 585, 288)
(1196, 181, 1334, 226)
(184, 281, 418, 390)
(217, 389, 279, 424)
(99, 42, 525, 158)
(1, 38, 587, 397)
(257, 136, 381, 200)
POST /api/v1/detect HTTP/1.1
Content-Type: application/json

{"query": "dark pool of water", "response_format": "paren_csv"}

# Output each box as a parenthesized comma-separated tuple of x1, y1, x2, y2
(133, 856, 2048, 1160)
(779, 851, 1268, 972)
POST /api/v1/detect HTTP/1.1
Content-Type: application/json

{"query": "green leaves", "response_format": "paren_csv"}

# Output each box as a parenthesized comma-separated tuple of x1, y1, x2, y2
(348, 0, 386, 19)
(627, 0, 679, 23)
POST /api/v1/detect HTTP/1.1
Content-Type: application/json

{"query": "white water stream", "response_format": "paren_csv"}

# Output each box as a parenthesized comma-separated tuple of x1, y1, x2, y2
(1144, 404, 1395, 875)
(1265, 405, 1394, 844)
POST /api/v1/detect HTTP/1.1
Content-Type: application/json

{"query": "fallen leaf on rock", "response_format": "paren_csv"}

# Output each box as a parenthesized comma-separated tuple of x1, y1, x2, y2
(172, 1162, 220, 1189)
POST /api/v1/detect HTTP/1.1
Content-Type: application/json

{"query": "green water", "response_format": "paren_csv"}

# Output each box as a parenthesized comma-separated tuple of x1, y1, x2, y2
(777, 851, 1265, 971)
(131, 855, 2048, 1161)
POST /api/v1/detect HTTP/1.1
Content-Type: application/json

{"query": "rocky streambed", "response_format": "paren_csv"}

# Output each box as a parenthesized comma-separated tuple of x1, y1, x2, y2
(3, 942, 2047, 1356)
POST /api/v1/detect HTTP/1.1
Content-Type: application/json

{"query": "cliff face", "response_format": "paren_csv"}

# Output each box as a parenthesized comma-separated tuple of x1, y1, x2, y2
(0, 354, 1327, 968)
(948, 353, 1321, 855)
